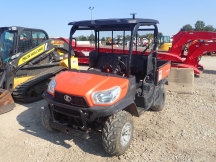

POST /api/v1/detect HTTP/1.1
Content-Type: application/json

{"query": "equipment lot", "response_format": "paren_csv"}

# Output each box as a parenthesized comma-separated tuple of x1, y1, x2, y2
(0, 56, 215, 162)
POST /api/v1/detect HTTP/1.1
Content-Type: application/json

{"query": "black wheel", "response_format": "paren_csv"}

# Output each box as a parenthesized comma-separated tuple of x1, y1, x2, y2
(102, 110, 134, 156)
(150, 86, 166, 111)
(41, 105, 57, 132)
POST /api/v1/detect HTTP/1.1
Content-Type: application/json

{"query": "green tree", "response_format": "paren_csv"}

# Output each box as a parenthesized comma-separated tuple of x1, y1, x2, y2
(116, 35, 123, 38)
(101, 37, 105, 41)
(181, 24, 193, 31)
(74, 37, 79, 40)
(78, 35, 87, 41)
(194, 21, 205, 31)
(88, 34, 95, 41)
(125, 35, 131, 41)
(204, 25, 215, 31)
(158, 32, 163, 36)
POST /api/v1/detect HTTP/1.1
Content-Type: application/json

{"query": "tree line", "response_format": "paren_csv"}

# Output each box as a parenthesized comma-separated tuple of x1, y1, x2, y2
(181, 20, 216, 32)
(74, 34, 95, 41)
(74, 20, 216, 41)
(75, 32, 163, 41)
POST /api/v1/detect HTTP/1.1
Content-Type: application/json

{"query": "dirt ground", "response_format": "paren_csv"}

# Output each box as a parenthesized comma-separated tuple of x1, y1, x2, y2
(0, 56, 216, 162)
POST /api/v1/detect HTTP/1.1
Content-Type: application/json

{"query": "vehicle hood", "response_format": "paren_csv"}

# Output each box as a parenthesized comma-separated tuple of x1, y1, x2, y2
(54, 71, 129, 106)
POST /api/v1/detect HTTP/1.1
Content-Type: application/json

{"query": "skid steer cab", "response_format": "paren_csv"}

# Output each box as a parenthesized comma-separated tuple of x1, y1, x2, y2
(42, 16, 171, 156)
(0, 26, 78, 108)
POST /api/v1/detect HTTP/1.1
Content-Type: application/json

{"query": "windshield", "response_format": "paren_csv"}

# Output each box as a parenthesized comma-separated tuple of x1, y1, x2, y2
(159, 36, 170, 43)
(0, 31, 15, 63)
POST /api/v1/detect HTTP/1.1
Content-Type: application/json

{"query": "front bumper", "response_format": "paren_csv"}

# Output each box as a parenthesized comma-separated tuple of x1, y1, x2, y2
(49, 120, 90, 136)
(43, 91, 135, 131)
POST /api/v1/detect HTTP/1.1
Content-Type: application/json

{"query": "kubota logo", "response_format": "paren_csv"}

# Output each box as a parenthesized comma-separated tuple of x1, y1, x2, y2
(64, 95, 71, 102)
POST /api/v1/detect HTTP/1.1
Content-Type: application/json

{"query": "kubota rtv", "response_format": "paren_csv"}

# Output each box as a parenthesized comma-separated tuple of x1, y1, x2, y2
(42, 17, 171, 156)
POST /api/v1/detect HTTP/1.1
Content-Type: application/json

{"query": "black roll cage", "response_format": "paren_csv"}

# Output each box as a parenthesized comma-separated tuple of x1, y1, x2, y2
(68, 18, 159, 78)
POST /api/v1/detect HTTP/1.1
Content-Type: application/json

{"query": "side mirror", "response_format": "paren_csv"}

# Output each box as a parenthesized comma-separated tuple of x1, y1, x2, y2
(72, 37, 77, 49)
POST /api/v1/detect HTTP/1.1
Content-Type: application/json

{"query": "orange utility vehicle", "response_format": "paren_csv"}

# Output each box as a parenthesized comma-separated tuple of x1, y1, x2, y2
(42, 17, 171, 155)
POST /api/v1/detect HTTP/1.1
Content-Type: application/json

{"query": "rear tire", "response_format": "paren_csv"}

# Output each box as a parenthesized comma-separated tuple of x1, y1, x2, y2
(102, 111, 134, 156)
(150, 86, 166, 111)
(41, 105, 57, 132)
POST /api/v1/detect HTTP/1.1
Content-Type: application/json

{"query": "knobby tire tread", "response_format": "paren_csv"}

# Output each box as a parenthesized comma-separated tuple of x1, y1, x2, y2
(102, 110, 133, 155)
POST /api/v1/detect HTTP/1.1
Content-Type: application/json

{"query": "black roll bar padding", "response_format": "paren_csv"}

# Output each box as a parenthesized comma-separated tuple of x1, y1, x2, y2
(68, 28, 73, 69)
(153, 24, 159, 57)
(123, 31, 125, 52)
(112, 31, 113, 54)
(95, 31, 98, 51)
(153, 25, 158, 86)
(68, 26, 77, 69)
(127, 23, 141, 78)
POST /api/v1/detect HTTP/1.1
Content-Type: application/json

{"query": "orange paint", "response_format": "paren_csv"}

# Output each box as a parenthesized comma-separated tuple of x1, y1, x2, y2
(54, 71, 129, 107)
(158, 62, 171, 82)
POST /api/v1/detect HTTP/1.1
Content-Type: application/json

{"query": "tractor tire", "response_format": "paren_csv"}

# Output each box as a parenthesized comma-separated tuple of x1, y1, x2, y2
(207, 52, 212, 56)
(150, 86, 166, 111)
(102, 110, 134, 156)
(41, 105, 57, 132)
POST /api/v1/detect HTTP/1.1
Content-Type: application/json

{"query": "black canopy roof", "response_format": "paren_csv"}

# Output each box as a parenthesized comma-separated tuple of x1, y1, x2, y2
(68, 18, 159, 27)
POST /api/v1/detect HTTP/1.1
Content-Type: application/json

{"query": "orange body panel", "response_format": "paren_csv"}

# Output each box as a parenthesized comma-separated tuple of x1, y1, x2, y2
(55, 71, 129, 107)
(158, 62, 171, 82)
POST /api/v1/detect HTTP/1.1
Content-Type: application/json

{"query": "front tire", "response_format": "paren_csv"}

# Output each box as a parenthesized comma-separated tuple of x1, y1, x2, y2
(102, 111, 134, 156)
(41, 105, 57, 132)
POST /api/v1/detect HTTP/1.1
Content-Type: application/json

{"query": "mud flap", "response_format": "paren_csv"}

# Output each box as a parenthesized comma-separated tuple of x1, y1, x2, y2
(165, 68, 194, 94)
(0, 89, 16, 115)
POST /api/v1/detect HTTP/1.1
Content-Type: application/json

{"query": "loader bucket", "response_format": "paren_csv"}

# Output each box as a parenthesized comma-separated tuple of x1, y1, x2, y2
(0, 89, 16, 115)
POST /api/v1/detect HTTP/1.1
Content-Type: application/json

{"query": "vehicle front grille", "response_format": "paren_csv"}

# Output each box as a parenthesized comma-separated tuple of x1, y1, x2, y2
(53, 106, 81, 117)
(54, 91, 89, 108)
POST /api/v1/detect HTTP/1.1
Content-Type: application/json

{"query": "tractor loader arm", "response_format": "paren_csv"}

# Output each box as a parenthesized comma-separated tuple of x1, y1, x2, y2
(169, 31, 216, 54)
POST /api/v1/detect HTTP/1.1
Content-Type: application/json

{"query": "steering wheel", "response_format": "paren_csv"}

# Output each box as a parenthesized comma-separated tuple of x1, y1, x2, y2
(104, 59, 127, 75)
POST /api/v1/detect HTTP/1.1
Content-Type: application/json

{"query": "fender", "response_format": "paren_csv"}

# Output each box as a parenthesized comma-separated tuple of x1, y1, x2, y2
(89, 96, 138, 121)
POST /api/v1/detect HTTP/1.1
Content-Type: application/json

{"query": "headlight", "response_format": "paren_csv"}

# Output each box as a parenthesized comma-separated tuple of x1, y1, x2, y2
(47, 77, 56, 94)
(92, 86, 121, 104)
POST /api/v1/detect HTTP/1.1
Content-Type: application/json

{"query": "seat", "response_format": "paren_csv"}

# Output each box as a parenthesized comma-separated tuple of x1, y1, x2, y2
(88, 51, 153, 82)
(131, 54, 153, 82)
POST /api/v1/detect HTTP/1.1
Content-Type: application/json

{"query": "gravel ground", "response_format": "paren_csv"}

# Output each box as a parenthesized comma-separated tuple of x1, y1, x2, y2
(0, 56, 215, 162)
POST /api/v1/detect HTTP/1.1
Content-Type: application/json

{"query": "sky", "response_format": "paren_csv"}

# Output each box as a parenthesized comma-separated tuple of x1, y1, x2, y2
(1, 0, 216, 38)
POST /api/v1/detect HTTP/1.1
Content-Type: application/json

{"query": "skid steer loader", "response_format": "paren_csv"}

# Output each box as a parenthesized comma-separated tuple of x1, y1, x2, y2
(0, 26, 78, 114)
